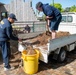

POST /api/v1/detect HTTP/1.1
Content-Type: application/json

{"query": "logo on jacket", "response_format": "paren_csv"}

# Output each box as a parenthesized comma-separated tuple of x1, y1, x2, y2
(0, 21, 4, 28)
(0, 21, 4, 24)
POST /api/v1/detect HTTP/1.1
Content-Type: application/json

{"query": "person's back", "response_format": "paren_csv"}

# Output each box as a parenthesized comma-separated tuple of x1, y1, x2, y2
(42, 4, 61, 18)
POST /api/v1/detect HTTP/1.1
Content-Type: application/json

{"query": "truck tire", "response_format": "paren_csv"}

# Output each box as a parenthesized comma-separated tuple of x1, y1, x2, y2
(57, 49, 67, 62)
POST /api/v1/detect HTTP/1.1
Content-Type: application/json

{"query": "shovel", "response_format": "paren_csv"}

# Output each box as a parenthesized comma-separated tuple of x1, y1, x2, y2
(46, 20, 51, 36)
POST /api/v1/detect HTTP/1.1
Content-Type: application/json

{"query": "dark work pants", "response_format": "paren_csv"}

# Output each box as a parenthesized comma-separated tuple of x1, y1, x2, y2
(0, 41, 11, 68)
(50, 15, 62, 30)
(7, 41, 11, 59)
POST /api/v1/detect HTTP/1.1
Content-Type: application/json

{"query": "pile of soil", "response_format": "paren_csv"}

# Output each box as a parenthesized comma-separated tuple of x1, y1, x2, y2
(9, 31, 70, 54)
(26, 45, 36, 55)
(29, 31, 70, 46)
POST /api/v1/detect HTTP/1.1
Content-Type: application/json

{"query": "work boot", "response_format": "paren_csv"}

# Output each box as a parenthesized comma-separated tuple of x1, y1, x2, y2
(4, 66, 15, 71)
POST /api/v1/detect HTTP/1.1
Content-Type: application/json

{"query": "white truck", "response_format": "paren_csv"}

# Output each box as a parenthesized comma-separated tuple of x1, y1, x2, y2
(34, 12, 76, 63)
(59, 12, 76, 34)
(19, 12, 76, 63)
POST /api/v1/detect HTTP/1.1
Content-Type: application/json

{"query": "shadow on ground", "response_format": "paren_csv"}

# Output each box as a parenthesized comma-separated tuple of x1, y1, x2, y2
(38, 49, 76, 72)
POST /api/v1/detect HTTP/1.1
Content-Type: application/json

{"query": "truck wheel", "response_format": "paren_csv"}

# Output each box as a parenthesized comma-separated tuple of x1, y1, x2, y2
(57, 49, 67, 62)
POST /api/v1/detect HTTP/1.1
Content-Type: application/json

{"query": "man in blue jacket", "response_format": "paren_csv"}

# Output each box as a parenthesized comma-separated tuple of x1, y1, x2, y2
(36, 2, 62, 39)
(0, 13, 21, 71)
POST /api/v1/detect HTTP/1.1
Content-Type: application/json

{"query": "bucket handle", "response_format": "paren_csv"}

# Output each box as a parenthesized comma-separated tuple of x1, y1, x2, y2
(21, 53, 27, 61)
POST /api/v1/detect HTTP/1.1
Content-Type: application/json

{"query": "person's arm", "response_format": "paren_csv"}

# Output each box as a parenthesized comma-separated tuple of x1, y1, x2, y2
(6, 26, 19, 40)
(46, 16, 53, 20)
(46, 19, 50, 31)
(47, 19, 50, 26)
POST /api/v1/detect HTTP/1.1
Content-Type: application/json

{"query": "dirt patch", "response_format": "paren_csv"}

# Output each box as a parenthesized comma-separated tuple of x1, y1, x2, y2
(29, 31, 70, 46)
(26, 45, 36, 55)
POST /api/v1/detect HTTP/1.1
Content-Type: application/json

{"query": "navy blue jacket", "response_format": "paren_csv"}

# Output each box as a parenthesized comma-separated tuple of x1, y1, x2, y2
(0, 19, 19, 41)
(42, 4, 61, 18)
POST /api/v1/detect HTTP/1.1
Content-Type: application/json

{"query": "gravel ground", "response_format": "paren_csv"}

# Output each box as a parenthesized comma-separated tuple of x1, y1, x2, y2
(0, 49, 76, 75)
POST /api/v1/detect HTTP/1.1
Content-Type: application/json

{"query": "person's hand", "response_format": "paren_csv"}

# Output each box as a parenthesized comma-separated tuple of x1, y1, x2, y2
(45, 16, 53, 20)
(18, 38, 22, 42)
(45, 16, 49, 20)
(46, 16, 49, 19)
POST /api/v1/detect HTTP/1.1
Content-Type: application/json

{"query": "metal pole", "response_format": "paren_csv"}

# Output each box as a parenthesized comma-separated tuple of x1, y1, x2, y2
(53, 0, 54, 6)
(33, 22, 34, 32)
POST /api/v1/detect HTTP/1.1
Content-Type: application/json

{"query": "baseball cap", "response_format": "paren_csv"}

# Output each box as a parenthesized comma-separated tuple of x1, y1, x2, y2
(36, 2, 43, 9)
(8, 13, 17, 21)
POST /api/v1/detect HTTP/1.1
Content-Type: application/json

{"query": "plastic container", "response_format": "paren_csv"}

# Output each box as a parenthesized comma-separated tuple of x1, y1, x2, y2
(21, 50, 39, 74)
